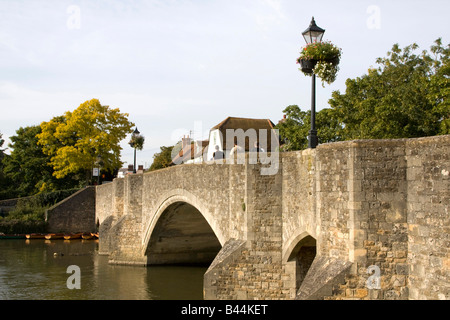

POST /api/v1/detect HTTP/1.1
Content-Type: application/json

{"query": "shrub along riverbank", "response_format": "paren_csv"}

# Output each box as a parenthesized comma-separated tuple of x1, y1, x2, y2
(0, 189, 79, 234)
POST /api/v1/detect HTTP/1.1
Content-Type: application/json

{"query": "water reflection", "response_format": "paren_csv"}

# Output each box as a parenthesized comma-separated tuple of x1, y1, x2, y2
(0, 239, 206, 300)
(92, 254, 153, 300)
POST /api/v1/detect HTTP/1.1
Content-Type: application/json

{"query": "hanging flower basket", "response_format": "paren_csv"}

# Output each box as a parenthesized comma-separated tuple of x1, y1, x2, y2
(298, 59, 317, 74)
(296, 41, 342, 86)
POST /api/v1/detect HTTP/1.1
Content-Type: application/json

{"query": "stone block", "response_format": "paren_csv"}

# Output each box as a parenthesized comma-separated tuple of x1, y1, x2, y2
(392, 275, 406, 287)
(355, 288, 368, 298)
(385, 208, 407, 223)
(396, 263, 409, 275)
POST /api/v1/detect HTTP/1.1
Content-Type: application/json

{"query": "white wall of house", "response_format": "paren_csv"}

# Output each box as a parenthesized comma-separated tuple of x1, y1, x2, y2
(207, 129, 224, 160)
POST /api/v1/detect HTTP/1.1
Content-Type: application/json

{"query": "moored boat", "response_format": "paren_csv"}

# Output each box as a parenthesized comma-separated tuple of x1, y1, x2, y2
(45, 233, 64, 240)
(26, 233, 46, 239)
(63, 233, 83, 240)
(0, 233, 26, 239)
(91, 232, 99, 238)
(81, 232, 94, 240)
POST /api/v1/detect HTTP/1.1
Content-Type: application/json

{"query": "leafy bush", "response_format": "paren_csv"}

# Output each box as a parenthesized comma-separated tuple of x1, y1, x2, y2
(0, 188, 79, 233)
(0, 219, 47, 234)
(7, 202, 47, 221)
(33, 188, 79, 207)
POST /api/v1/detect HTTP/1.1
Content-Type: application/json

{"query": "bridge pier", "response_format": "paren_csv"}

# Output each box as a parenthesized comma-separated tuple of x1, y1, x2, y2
(97, 174, 148, 265)
(204, 159, 286, 299)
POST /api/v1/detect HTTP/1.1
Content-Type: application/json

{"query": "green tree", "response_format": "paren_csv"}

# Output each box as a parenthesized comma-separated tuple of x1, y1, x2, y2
(149, 145, 175, 171)
(329, 39, 449, 140)
(3, 126, 81, 195)
(0, 132, 6, 168)
(37, 99, 134, 184)
(0, 132, 15, 199)
(0, 132, 5, 154)
(276, 105, 342, 151)
(3, 126, 50, 195)
(428, 38, 450, 134)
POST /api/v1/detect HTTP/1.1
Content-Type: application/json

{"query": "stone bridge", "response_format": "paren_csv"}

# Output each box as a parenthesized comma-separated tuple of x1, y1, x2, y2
(96, 136, 449, 300)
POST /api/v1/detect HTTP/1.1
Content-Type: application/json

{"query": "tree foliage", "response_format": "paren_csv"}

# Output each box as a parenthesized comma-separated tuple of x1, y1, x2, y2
(276, 105, 342, 151)
(37, 99, 134, 181)
(278, 39, 449, 150)
(149, 145, 175, 171)
(2, 126, 81, 195)
(0, 132, 14, 199)
(0, 132, 5, 154)
(329, 38, 449, 140)
(4, 126, 53, 195)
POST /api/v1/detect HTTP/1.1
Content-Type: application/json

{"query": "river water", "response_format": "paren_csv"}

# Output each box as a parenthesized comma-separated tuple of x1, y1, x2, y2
(0, 239, 206, 300)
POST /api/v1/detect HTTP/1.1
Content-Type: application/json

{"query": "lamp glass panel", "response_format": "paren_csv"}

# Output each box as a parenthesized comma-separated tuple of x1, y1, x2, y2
(310, 31, 324, 43)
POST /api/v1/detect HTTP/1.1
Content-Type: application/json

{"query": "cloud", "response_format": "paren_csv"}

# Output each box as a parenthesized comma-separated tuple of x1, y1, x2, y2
(0, 82, 71, 121)
(254, 0, 286, 31)
(265, 0, 285, 17)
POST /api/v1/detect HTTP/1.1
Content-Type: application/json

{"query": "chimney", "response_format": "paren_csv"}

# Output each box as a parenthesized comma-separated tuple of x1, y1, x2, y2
(182, 135, 191, 150)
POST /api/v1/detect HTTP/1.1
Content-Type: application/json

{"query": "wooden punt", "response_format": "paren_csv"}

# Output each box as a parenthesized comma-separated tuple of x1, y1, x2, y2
(91, 232, 99, 238)
(81, 232, 94, 240)
(45, 233, 64, 240)
(63, 233, 83, 240)
(26, 233, 46, 239)
(0, 234, 26, 239)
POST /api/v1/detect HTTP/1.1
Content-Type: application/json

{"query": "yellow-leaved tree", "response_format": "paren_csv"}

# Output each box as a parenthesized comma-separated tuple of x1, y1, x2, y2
(37, 99, 134, 184)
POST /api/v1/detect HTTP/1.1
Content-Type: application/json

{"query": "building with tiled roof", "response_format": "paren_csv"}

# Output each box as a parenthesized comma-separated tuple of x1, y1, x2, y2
(170, 116, 279, 165)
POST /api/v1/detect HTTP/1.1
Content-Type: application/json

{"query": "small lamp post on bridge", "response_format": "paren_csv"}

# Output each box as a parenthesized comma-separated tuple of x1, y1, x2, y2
(302, 17, 325, 149)
(129, 127, 144, 174)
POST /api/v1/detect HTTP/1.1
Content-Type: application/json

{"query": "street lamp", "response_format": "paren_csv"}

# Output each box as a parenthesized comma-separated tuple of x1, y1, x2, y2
(302, 17, 325, 149)
(302, 17, 325, 44)
(129, 127, 140, 173)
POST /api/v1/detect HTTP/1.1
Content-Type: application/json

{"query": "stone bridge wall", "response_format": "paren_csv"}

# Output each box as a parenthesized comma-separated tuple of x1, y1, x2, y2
(280, 136, 449, 300)
(96, 135, 449, 300)
(46, 186, 96, 233)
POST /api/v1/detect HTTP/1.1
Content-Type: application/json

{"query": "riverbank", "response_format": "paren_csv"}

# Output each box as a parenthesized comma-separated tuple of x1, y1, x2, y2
(0, 219, 47, 234)
(0, 232, 99, 240)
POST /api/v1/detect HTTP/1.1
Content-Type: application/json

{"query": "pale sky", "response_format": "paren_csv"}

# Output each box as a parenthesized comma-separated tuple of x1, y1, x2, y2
(0, 0, 449, 168)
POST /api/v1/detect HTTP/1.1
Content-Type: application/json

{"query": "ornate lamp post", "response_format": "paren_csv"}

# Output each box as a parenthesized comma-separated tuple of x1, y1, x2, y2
(129, 127, 141, 174)
(302, 17, 325, 149)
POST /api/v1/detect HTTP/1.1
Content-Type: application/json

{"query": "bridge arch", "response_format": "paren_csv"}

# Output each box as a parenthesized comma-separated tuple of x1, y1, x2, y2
(142, 189, 224, 265)
(283, 229, 317, 295)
